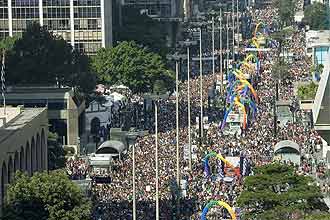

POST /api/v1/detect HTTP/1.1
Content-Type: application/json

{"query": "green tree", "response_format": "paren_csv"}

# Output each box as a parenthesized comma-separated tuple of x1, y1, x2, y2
(238, 163, 329, 220)
(272, 60, 289, 81)
(7, 23, 96, 94)
(48, 132, 66, 170)
(92, 41, 174, 94)
(273, 0, 296, 27)
(2, 170, 91, 220)
(297, 82, 318, 100)
(113, 6, 169, 57)
(304, 2, 329, 30)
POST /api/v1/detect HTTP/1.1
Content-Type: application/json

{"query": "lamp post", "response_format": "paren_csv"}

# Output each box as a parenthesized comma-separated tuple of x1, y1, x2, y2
(232, 0, 235, 62)
(237, 0, 239, 49)
(132, 142, 136, 220)
(226, 13, 229, 70)
(168, 52, 184, 217)
(212, 16, 215, 78)
(180, 39, 197, 170)
(199, 27, 204, 145)
(219, 7, 223, 94)
(155, 100, 159, 220)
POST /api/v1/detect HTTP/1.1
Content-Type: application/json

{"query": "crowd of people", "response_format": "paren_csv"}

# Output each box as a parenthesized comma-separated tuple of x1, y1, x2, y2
(84, 4, 328, 220)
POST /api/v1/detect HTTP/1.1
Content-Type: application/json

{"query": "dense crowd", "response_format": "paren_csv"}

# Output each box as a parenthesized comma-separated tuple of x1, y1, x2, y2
(86, 4, 326, 220)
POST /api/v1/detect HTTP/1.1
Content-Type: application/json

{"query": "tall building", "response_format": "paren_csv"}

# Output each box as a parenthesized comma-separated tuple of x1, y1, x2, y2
(0, 0, 112, 54)
(121, 0, 180, 18)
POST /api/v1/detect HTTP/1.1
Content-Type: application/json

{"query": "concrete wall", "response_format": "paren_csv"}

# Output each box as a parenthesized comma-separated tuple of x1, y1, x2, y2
(0, 108, 48, 206)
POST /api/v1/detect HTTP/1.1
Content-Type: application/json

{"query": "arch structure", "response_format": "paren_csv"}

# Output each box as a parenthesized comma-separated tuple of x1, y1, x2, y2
(0, 107, 48, 206)
(201, 200, 237, 220)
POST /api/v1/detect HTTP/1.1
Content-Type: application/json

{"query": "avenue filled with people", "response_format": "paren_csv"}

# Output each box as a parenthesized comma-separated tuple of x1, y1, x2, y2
(66, 4, 327, 220)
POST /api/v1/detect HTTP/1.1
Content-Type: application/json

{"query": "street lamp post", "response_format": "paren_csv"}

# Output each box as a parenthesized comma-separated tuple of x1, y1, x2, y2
(219, 7, 223, 94)
(232, 0, 235, 62)
(132, 143, 136, 220)
(199, 27, 204, 145)
(155, 100, 159, 220)
(181, 39, 196, 170)
(226, 13, 229, 70)
(237, 0, 239, 49)
(212, 16, 215, 78)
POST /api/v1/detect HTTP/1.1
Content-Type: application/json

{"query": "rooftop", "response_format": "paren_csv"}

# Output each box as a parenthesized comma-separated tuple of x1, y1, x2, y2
(0, 107, 46, 144)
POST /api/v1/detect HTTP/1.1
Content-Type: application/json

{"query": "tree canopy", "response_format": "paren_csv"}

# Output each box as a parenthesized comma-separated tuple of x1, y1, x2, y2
(304, 2, 330, 30)
(6, 23, 96, 94)
(237, 163, 329, 220)
(2, 170, 91, 220)
(48, 132, 66, 170)
(272, 60, 289, 81)
(297, 82, 318, 100)
(113, 6, 169, 57)
(92, 41, 174, 94)
(273, 0, 296, 27)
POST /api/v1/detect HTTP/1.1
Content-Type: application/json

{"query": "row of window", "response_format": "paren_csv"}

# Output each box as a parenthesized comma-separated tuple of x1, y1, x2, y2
(0, 8, 7, 19)
(0, 19, 8, 30)
(74, 18, 101, 30)
(74, 30, 101, 40)
(0, 18, 102, 31)
(12, 7, 39, 19)
(0, 0, 100, 7)
(73, 7, 101, 18)
(44, 19, 70, 30)
(43, 7, 70, 18)
(12, 0, 39, 7)
(12, 19, 38, 30)
(74, 41, 101, 54)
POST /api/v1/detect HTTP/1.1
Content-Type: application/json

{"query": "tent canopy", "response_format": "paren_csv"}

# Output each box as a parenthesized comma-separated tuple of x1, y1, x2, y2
(274, 140, 300, 154)
(96, 140, 126, 155)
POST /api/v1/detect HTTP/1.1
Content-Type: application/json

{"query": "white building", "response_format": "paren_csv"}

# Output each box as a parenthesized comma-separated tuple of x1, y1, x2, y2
(306, 30, 330, 66)
(0, 0, 113, 54)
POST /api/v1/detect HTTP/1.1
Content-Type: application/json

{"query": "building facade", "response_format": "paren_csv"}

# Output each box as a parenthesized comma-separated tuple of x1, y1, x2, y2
(0, 0, 112, 54)
(3, 86, 85, 154)
(0, 107, 48, 205)
(121, 0, 180, 18)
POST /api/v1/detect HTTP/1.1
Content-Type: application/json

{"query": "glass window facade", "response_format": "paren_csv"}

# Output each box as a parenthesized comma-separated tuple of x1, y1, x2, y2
(0, 0, 112, 55)
(73, 0, 102, 54)
(0, 1, 8, 39)
(12, 0, 39, 36)
(43, 0, 71, 41)
(315, 47, 329, 65)
(123, 0, 172, 17)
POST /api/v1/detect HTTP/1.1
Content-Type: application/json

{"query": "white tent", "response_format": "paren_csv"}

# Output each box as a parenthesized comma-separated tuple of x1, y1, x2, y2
(110, 92, 126, 102)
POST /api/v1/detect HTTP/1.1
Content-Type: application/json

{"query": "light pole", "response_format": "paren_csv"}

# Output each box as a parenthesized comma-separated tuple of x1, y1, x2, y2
(232, 0, 235, 62)
(199, 27, 204, 145)
(226, 13, 229, 70)
(212, 16, 215, 78)
(219, 7, 223, 94)
(237, 0, 239, 49)
(168, 52, 183, 216)
(155, 100, 159, 220)
(180, 39, 197, 170)
(132, 143, 136, 220)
